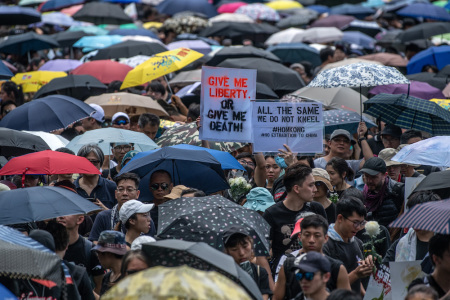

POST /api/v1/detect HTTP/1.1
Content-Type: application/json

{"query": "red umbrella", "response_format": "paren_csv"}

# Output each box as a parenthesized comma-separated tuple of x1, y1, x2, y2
(217, 2, 247, 14)
(70, 60, 132, 84)
(0, 150, 101, 176)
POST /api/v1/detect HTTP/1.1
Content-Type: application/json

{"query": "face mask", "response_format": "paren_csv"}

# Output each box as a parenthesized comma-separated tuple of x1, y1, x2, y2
(275, 156, 288, 169)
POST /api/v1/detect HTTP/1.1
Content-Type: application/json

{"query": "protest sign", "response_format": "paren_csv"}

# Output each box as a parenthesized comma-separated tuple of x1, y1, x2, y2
(363, 264, 392, 300)
(199, 66, 256, 143)
(252, 101, 323, 153)
(390, 261, 425, 300)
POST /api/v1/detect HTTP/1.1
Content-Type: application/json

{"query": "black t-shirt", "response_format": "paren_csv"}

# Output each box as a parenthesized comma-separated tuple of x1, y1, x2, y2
(325, 203, 336, 225)
(410, 275, 446, 298)
(101, 167, 118, 180)
(263, 201, 327, 268)
(64, 235, 104, 277)
(65, 261, 95, 300)
(249, 263, 272, 296)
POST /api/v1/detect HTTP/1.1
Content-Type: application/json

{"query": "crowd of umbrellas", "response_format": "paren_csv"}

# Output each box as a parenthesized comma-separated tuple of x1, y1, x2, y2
(0, 0, 450, 298)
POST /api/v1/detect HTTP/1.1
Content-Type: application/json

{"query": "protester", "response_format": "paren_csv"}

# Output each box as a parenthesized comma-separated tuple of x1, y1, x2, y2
(148, 170, 173, 231)
(111, 112, 131, 130)
(137, 113, 160, 140)
(378, 148, 403, 182)
(325, 157, 356, 198)
(101, 142, 134, 179)
(120, 250, 151, 277)
(117, 200, 154, 248)
(0, 99, 16, 120)
(312, 168, 336, 225)
(81, 104, 105, 132)
(380, 124, 402, 150)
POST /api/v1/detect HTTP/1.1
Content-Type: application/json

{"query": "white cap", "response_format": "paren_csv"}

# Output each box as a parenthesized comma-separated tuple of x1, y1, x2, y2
(130, 236, 156, 250)
(112, 112, 130, 122)
(89, 104, 105, 123)
(119, 200, 154, 223)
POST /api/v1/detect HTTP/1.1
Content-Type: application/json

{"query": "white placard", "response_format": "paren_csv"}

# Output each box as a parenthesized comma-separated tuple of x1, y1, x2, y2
(390, 261, 425, 300)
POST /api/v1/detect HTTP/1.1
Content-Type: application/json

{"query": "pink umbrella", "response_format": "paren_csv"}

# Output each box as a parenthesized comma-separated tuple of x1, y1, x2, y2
(217, 2, 247, 14)
(70, 60, 132, 84)
(60, 4, 83, 16)
(369, 81, 445, 100)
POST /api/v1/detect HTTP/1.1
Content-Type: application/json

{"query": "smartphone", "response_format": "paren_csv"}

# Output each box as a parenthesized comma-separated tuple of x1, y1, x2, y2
(86, 198, 96, 202)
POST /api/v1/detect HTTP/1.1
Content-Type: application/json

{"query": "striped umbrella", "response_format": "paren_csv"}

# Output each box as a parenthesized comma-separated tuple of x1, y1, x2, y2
(389, 199, 450, 234)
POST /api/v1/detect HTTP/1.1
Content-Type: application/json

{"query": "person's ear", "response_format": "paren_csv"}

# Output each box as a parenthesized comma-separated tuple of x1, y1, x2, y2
(129, 218, 136, 226)
(322, 272, 331, 283)
(77, 215, 84, 225)
(324, 234, 329, 243)
(136, 190, 140, 199)
(336, 214, 344, 223)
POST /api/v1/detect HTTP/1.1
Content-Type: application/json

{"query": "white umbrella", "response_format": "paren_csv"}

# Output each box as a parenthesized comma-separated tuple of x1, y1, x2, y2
(209, 13, 254, 24)
(22, 131, 69, 150)
(265, 27, 305, 46)
(321, 58, 382, 72)
(119, 55, 151, 68)
(294, 27, 343, 43)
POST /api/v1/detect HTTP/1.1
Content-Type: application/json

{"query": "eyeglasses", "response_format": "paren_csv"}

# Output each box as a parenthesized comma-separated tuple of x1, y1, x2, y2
(113, 145, 132, 152)
(343, 215, 367, 229)
(238, 159, 255, 168)
(116, 187, 138, 193)
(150, 183, 170, 191)
(114, 120, 129, 126)
(295, 272, 315, 281)
(88, 160, 100, 165)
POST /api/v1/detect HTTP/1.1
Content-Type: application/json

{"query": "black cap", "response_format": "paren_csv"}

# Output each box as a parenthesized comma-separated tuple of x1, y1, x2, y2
(222, 225, 250, 246)
(29, 230, 56, 252)
(293, 251, 331, 273)
(381, 124, 402, 138)
(360, 157, 386, 176)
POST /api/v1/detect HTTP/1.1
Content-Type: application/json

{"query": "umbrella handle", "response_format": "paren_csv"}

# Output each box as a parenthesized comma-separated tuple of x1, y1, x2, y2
(407, 83, 410, 98)
(360, 84, 362, 122)
(164, 75, 173, 96)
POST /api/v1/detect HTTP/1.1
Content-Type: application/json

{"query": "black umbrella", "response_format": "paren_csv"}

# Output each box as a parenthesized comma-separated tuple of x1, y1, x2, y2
(142, 240, 262, 300)
(158, 195, 270, 256)
(206, 45, 280, 66)
(375, 29, 403, 48)
(413, 170, 450, 193)
(33, 74, 107, 101)
(406, 72, 448, 90)
(72, 2, 133, 25)
(437, 65, 450, 78)
(0, 128, 50, 157)
(0, 32, 59, 56)
(277, 11, 319, 29)
(91, 40, 167, 60)
(0, 6, 41, 25)
(217, 57, 305, 96)
(51, 30, 94, 48)
(256, 82, 278, 99)
(396, 22, 450, 43)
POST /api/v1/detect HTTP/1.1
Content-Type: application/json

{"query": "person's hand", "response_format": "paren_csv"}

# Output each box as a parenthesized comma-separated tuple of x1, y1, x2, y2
(94, 199, 108, 210)
(278, 144, 297, 166)
(357, 121, 368, 139)
(355, 262, 374, 278)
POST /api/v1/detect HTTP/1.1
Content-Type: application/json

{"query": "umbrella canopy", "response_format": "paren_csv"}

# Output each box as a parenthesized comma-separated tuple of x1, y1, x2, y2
(407, 46, 450, 75)
(156, 0, 217, 17)
(39, 59, 82, 72)
(66, 127, 159, 155)
(91, 40, 167, 60)
(0, 225, 62, 286)
(168, 40, 211, 55)
(276, 11, 318, 28)
(0, 60, 14, 79)
(411, 170, 450, 195)
(330, 3, 374, 19)
(73, 34, 123, 50)
(309, 62, 409, 88)
(141, 241, 261, 300)
(369, 81, 445, 100)
(360, 53, 408, 67)
(85, 92, 169, 118)
(363, 93, 450, 135)
(217, 2, 247, 14)
(437, 65, 450, 78)
(310, 14, 355, 29)
(264, 27, 304, 45)
(169, 69, 202, 86)
(0, 6, 41, 25)
(375, 29, 403, 48)
(0, 150, 101, 176)
(51, 30, 93, 47)
(108, 28, 159, 39)
(41, 11, 75, 26)
(343, 19, 382, 37)
(119, 55, 152, 68)
(389, 199, 450, 234)
(235, 3, 280, 21)
(0, 187, 101, 225)
(266, 0, 303, 10)
(321, 57, 382, 72)
(293, 27, 344, 43)
(72, 2, 133, 24)
(341, 31, 375, 49)
(68, 24, 108, 35)
(119, 147, 229, 195)
(0, 95, 95, 132)
(0, 32, 58, 56)
(267, 43, 320, 66)
(209, 13, 254, 23)
(121, 48, 204, 89)
(396, 3, 450, 21)
(0, 128, 50, 157)
(392, 136, 450, 167)
(156, 122, 246, 153)
(71, 60, 132, 84)
(291, 86, 368, 113)
(11, 70, 67, 89)
(102, 265, 254, 300)
(206, 46, 280, 66)
(396, 22, 450, 43)
(217, 57, 304, 95)
(158, 195, 269, 255)
(324, 109, 376, 134)
(40, 0, 84, 12)
(32, 74, 107, 101)
(22, 131, 69, 150)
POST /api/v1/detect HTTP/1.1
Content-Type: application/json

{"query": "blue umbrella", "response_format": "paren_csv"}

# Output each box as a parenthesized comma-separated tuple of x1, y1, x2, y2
(176, 33, 220, 46)
(108, 28, 159, 39)
(397, 2, 450, 21)
(41, 12, 75, 27)
(0, 60, 13, 79)
(0, 6, 41, 25)
(324, 109, 376, 134)
(156, 0, 218, 18)
(0, 95, 95, 132)
(307, 5, 330, 14)
(330, 4, 375, 19)
(392, 136, 450, 167)
(407, 46, 450, 75)
(266, 43, 321, 66)
(40, 0, 84, 12)
(343, 19, 383, 37)
(341, 31, 375, 49)
(68, 25, 109, 36)
(119, 147, 229, 198)
(73, 34, 123, 50)
(0, 283, 15, 299)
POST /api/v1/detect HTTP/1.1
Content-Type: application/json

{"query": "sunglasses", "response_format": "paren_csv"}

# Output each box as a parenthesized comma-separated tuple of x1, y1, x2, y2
(126, 269, 141, 275)
(114, 120, 129, 126)
(295, 271, 315, 281)
(150, 183, 170, 191)
(88, 160, 101, 165)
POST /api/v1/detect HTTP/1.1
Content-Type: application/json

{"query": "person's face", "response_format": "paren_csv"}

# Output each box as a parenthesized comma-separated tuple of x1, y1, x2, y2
(149, 173, 172, 201)
(0, 88, 13, 101)
(85, 151, 101, 171)
(333, 48, 346, 62)
(81, 117, 95, 131)
(130, 212, 151, 234)
(238, 157, 255, 170)
(298, 271, 329, 296)
(387, 165, 401, 180)
(381, 134, 400, 149)
(329, 136, 351, 156)
(337, 212, 366, 239)
(1, 103, 16, 117)
(433, 248, 450, 273)
(115, 179, 140, 206)
(363, 172, 386, 192)
(323, 140, 330, 156)
(300, 226, 328, 252)
(400, 164, 415, 177)
(126, 257, 149, 276)
(407, 137, 422, 144)
(112, 144, 132, 163)
(147, 89, 163, 100)
(57, 215, 83, 230)
(140, 124, 159, 140)
(325, 165, 343, 187)
(24, 175, 39, 188)
(265, 157, 281, 182)
(112, 117, 130, 130)
(313, 182, 327, 199)
(226, 238, 253, 264)
(295, 174, 317, 202)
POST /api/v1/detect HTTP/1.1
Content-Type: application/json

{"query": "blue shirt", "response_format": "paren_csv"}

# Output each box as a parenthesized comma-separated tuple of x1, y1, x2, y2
(74, 175, 117, 209)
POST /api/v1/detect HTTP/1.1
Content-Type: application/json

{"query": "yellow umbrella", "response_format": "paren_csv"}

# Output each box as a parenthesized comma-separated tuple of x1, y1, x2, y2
(120, 48, 204, 89)
(102, 265, 252, 300)
(430, 98, 450, 110)
(143, 22, 163, 29)
(85, 92, 169, 118)
(266, 0, 303, 10)
(11, 71, 67, 91)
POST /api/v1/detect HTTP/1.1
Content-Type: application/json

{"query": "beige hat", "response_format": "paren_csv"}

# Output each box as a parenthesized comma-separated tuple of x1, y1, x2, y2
(164, 185, 188, 200)
(312, 168, 333, 191)
(378, 148, 402, 167)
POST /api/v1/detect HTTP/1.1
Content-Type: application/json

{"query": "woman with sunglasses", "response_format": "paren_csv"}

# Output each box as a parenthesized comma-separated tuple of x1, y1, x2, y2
(117, 200, 154, 248)
(312, 168, 336, 225)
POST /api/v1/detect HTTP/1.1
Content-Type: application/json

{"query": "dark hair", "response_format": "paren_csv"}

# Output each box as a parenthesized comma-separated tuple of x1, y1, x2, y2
(406, 284, 438, 300)
(1, 100, 16, 115)
(300, 214, 329, 235)
(120, 250, 151, 275)
(297, 156, 315, 168)
(55, 147, 75, 155)
(77, 144, 104, 167)
(181, 188, 206, 197)
(327, 289, 362, 300)
(235, 152, 255, 166)
(421, 65, 438, 73)
(319, 47, 334, 63)
(114, 172, 140, 188)
(138, 113, 160, 128)
(148, 81, 166, 95)
(340, 188, 364, 202)
(150, 170, 172, 183)
(336, 197, 367, 218)
(283, 163, 312, 193)
(1, 81, 24, 105)
(406, 191, 440, 209)
(187, 103, 200, 121)
(107, 80, 123, 93)
(299, 60, 313, 77)
(400, 129, 422, 145)
(45, 220, 69, 252)
(326, 157, 354, 181)
(224, 233, 253, 250)
(429, 234, 450, 266)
